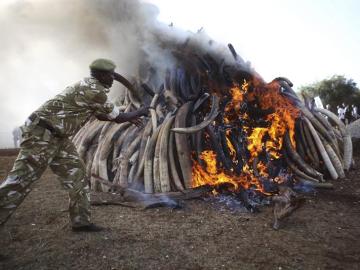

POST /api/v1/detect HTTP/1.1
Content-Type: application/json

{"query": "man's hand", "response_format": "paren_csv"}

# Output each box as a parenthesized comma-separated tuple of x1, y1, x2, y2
(137, 106, 150, 117)
(130, 117, 143, 127)
(96, 106, 149, 125)
(128, 106, 149, 127)
(114, 106, 150, 124)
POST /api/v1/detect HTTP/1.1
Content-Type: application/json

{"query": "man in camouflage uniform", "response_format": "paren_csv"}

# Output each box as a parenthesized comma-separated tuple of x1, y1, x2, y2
(0, 59, 148, 232)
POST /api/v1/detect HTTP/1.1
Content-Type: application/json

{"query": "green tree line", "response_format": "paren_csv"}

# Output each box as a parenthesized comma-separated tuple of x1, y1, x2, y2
(299, 75, 360, 111)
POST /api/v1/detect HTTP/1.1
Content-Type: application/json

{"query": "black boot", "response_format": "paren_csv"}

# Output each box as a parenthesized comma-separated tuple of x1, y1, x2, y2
(72, 223, 104, 232)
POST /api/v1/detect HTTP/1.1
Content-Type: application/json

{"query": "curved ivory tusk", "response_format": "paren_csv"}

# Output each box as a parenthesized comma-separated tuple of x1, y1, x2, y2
(303, 117, 338, 180)
(294, 177, 334, 189)
(153, 113, 173, 192)
(131, 121, 153, 188)
(294, 119, 306, 160)
(282, 149, 321, 182)
(193, 92, 210, 112)
(90, 121, 116, 191)
(313, 111, 336, 140)
(129, 150, 139, 166)
(117, 132, 142, 187)
(128, 159, 138, 184)
(159, 116, 176, 192)
(112, 124, 135, 165)
(150, 94, 160, 133)
(153, 122, 166, 193)
(313, 111, 342, 162)
(78, 120, 105, 161)
(300, 118, 320, 168)
(109, 125, 137, 185)
(133, 136, 150, 188)
(322, 138, 345, 179)
(174, 101, 194, 189)
(91, 104, 131, 190)
(314, 107, 352, 171)
(72, 118, 95, 147)
(284, 131, 323, 180)
(144, 126, 162, 193)
(300, 107, 334, 144)
(156, 103, 165, 120)
(171, 95, 219, 134)
(168, 131, 185, 191)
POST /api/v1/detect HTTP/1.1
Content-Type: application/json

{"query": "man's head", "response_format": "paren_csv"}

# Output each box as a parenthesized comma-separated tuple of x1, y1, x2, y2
(89, 58, 116, 88)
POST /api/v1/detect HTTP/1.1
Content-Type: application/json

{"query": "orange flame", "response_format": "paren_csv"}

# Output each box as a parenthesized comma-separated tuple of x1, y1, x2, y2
(192, 150, 266, 192)
(192, 151, 239, 190)
(192, 80, 299, 194)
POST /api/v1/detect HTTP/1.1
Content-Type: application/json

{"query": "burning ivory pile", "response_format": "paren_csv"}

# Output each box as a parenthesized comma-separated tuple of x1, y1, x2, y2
(72, 37, 353, 210)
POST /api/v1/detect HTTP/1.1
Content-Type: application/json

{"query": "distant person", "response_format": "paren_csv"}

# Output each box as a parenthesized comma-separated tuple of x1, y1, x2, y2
(352, 105, 359, 120)
(0, 59, 149, 232)
(338, 104, 345, 124)
(345, 104, 353, 125)
(324, 104, 331, 119)
(12, 127, 22, 148)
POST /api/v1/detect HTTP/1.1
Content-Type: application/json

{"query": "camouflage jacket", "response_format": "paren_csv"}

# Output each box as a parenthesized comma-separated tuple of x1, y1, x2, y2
(28, 77, 118, 137)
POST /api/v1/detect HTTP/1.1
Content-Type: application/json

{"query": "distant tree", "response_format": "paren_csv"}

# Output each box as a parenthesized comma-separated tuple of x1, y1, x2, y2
(299, 75, 360, 111)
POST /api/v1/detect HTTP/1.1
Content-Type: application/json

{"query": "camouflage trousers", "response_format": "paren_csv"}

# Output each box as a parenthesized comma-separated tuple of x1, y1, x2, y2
(0, 124, 90, 227)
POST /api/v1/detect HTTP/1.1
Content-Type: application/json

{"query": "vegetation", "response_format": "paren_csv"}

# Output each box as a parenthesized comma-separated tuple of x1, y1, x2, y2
(299, 75, 360, 111)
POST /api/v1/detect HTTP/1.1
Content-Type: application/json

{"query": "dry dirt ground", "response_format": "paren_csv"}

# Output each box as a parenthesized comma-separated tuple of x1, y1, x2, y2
(0, 149, 360, 270)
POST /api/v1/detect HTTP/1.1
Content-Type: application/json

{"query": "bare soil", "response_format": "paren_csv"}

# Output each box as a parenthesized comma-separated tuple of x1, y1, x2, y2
(0, 150, 360, 270)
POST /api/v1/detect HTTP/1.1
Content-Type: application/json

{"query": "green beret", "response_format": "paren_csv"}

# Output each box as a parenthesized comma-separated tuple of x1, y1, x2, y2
(89, 58, 116, 71)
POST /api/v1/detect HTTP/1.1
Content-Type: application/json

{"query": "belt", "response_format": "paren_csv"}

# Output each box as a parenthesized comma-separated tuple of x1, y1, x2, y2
(29, 113, 66, 138)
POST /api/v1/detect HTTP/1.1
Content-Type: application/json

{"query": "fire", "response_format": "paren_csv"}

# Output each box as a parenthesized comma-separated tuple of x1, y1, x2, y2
(201, 150, 217, 175)
(192, 150, 239, 190)
(225, 130, 236, 159)
(191, 79, 300, 194)
(247, 127, 267, 158)
(255, 81, 299, 148)
(192, 150, 265, 192)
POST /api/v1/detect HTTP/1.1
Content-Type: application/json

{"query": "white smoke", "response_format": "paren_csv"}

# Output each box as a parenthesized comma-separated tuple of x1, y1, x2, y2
(0, 0, 244, 147)
(0, 0, 164, 147)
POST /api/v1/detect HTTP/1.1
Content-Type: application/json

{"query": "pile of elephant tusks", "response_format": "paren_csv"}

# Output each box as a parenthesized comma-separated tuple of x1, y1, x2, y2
(72, 39, 353, 195)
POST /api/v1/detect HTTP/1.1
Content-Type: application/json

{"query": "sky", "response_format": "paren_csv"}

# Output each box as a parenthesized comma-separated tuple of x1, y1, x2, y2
(147, 0, 360, 87)
(0, 0, 359, 147)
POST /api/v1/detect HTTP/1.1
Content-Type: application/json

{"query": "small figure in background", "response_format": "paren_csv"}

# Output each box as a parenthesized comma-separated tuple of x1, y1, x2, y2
(352, 105, 358, 121)
(345, 104, 353, 125)
(338, 104, 345, 124)
(12, 126, 22, 148)
(324, 104, 331, 119)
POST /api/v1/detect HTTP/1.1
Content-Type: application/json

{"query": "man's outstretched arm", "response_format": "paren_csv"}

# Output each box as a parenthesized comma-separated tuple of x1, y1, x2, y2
(96, 106, 149, 126)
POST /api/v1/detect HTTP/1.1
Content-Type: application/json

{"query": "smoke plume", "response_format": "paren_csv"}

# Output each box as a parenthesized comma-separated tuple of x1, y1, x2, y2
(0, 0, 158, 146)
(0, 0, 244, 147)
